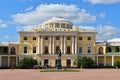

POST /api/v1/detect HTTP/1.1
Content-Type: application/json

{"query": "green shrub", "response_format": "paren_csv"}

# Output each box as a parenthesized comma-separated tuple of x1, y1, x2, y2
(74, 56, 94, 68)
(114, 61, 120, 68)
(18, 57, 38, 69)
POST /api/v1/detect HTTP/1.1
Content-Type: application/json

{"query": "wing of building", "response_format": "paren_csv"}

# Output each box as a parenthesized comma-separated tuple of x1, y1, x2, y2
(0, 17, 119, 68)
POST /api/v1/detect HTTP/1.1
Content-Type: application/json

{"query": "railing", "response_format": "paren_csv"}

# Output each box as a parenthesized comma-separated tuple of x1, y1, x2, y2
(0, 52, 8, 55)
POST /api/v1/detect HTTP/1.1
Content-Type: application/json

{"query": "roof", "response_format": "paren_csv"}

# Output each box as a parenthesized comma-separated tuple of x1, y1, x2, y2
(0, 42, 9, 46)
(107, 38, 120, 42)
(42, 17, 72, 24)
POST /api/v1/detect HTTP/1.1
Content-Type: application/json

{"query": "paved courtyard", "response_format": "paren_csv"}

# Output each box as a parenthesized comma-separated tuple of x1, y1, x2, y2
(0, 69, 120, 80)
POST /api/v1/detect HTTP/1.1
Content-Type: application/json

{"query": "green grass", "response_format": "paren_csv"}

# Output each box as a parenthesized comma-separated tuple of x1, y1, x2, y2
(40, 69, 79, 72)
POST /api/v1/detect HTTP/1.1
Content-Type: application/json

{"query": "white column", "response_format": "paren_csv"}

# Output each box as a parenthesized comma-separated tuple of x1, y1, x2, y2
(112, 55, 114, 66)
(64, 36, 66, 54)
(52, 36, 54, 54)
(38, 36, 40, 54)
(8, 56, 10, 67)
(104, 55, 106, 66)
(16, 56, 18, 67)
(75, 36, 77, 54)
(72, 36, 75, 54)
(0, 56, 2, 67)
(96, 56, 98, 66)
(49, 36, 52, 54)
(61, 36, 63, 53)
(41, 36, 43, 54)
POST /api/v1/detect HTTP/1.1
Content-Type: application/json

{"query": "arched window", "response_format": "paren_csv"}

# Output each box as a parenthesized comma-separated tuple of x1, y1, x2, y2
(115, 47, 119, 52)
(87, 45, 92, 53)
(106, 47, 112, 53)
(10, 47, 16, 54)
(23, 45, 28, 53)
(98, 47, 103, 54)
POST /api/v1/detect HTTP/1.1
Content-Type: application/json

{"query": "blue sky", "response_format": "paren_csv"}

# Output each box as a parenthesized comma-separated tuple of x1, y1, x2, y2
(0, 0, 120, 42)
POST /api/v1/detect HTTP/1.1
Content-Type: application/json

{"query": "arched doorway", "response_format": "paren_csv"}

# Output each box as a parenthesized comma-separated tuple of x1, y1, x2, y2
(106, 47, 112, 53)
(98, 47, 103, 54)
(10, 47, 16, 55)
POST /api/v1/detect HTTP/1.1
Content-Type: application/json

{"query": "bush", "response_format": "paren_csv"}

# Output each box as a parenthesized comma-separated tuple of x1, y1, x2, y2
(18, 57, 38, 69)
(114, 61, 120, 68)
(74, 56, 94, 68)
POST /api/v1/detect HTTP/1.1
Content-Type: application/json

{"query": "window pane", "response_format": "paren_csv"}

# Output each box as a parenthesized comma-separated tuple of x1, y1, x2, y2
(33, 37, 36, 40)
(24, 46, 27, 53)
(33, 47, 36, 53)
(88, 46, 91, 53)
(24, 37, 27, 40)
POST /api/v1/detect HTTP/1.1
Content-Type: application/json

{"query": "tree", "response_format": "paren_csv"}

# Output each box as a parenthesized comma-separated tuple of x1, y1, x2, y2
(18, 57, 38, 69)
(74, 56, 94, 68)
(114, 61, 120, 68)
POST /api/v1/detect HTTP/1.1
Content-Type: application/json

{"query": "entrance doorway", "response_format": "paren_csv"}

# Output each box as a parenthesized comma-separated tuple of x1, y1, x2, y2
(44, 59, 48, 67)
(66, 59, 71, 67)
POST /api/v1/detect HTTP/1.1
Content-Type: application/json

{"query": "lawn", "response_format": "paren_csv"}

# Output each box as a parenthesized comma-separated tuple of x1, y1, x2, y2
(40, 69, 79, 72)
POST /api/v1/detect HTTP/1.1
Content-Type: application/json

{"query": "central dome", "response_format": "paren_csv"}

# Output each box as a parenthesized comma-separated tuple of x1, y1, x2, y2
(41, 17, 73, 29)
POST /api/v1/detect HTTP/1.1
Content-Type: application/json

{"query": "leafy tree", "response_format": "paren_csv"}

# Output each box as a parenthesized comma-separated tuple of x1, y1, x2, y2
(74, 56, 94, 68)
(114, 61, 120, 68)
(18, 57, 38, 69)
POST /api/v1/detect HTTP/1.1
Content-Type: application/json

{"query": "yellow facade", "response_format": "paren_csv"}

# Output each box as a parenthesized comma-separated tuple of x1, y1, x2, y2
(0, 17, 120, 68)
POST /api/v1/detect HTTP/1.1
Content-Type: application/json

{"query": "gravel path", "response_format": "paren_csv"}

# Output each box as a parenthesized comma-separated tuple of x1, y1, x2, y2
(0, 69, 120, 80)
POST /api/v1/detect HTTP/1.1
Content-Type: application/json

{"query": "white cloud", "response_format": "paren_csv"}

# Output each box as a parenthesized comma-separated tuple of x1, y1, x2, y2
(79, 25, 120, 40)
(12, 4, 96, 26)
(4, 35, 10, 40)
(99, 13, 106, 18)
(84, 0, 120, 4)
(0, 19, 7, 28)
(24, 6, 33, 12)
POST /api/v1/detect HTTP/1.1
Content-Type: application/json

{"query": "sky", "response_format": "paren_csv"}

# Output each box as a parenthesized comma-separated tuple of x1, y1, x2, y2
(0, 0, 120, 42)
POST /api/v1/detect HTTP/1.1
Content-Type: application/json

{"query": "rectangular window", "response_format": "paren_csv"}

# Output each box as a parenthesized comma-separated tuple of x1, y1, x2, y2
(55, 23, 59, 28)
(33, 37, 36, 40)
(3, 47, 8, 53)
(24, 46, 27, 53)
(88, 46, 91, 53)
(79, 37, 82, 40)
(88, 37, 91, 40)
(24, 37, 27, 40)
(45, 46, 48, 54)
(33, 46, 36, 53)
(61, 23, 65, 28)
(67, 36, 70, 40)
(79, 47, 82, 54)
(50, 23, 53, 28)
(45, 36, 48, 40)
(56, 46, 59, 54)
(56, 36, 59, 40)
(67, 46, 70, 54)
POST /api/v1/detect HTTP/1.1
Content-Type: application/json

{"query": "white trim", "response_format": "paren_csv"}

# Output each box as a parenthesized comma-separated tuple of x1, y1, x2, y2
(112, 55, 114, 66)
(104, 56, 106, 66)
(75, 36, 77, 54)
(64, 36, 66, 54)
(52, 36, 54, 54)
(49, 36, 52, 54)
(38, 36, 40, 54)
(72, 36, 75, 54)
(61, 36, 63, 53)
(8, 56, 10, 67)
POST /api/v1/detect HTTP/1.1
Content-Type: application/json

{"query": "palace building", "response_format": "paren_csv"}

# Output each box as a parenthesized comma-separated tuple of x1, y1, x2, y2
(0, 17, 120, 68)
